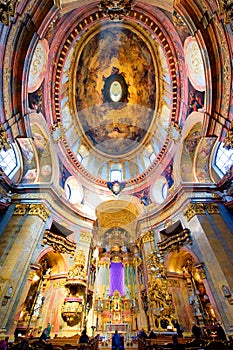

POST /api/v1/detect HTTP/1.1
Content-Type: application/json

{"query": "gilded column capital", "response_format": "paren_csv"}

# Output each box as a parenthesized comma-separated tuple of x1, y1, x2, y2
(141, 230, 154, 244)
(28, 203, 50, 221)
(205, 203, 219, 214)
(184, 203, 205, 221)
(184, 203, 219, 221)
(98, 261, 110, 268)
(14, 203, 29, 216)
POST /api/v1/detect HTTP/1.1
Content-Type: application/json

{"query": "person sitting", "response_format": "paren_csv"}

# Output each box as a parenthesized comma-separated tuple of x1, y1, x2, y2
(171, 335, 185, 349)
(79, 329, 89, 344)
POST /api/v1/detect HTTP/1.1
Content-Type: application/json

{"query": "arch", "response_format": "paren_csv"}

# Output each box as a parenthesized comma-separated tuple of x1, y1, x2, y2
(36, 247, 69, 274)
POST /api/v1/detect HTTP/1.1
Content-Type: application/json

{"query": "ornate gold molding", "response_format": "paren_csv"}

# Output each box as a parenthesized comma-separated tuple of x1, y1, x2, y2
(42, 229, 76, 256)
(224, 121, 233, 149)
(184, 203, 205, 221)
(98, 0, 135, 20)
(217, 0, 233, 24)
(141, 230, 154, 244)
(14, 203, 29, 216)
(0, 0, 18, 26)
(28, 204, 50, 221)
(194, 262, 206, 279)
(184, 203, 219, 221)
(157, 228, 191, 252)
(205, 203, 219, 214)
(0, 125, 10, 152)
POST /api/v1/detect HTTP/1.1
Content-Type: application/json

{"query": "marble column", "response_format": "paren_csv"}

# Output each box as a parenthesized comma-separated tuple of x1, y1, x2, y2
(0, 203, 50, 337)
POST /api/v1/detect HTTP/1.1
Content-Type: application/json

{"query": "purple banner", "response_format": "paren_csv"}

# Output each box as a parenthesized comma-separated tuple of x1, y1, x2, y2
(110, 262, 124, 296)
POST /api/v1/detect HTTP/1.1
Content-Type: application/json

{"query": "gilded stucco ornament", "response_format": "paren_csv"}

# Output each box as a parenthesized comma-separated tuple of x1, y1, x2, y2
(28, 204, 50, 222)
(217, 0, 233, 24)
(42, 230, 76, 256)
(80, 230, 92, 243)
(98, 0, 135, 20)
(62, 249, 87, 326)
(14, 204, 29, 216)
(184, 203, 219, 221)
(157, 228, 191, 252)
(141, 230, 154, 244)
(184, 203, 206, 221)
(0, 125, 10, 152)
(224, 121, 233, 149)
(0, 0, 18, 26)
(147, 251, 175, 322)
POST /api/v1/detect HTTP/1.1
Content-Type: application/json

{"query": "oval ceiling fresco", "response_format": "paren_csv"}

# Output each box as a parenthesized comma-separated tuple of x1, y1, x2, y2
(75, 26, 156, 156)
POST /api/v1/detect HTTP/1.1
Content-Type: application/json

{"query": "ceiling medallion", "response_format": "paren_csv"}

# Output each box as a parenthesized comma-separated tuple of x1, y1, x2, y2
(98, 0, 135, 20)
(107, 180, 126, 195)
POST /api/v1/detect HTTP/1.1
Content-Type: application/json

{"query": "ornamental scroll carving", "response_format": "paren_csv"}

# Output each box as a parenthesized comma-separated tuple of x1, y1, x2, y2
(0, 0, 18, 26)
(67, 249, 87, 280)
(28, 204, 50, 222)
(14, 203, 50, 221)
(98, 0, 135, 20)
(157, 228, 191, 252)
(217, 0, 233, 24)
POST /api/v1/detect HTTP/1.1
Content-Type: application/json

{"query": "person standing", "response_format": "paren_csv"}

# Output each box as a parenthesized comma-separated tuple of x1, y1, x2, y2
(216, 322, 227, 341)
(192, 323, 202, 339)
(174, 320, 183, 337)
(112, 330, 121, 350)
(79, 329, 89, 344)
(47, 323, 51, 339)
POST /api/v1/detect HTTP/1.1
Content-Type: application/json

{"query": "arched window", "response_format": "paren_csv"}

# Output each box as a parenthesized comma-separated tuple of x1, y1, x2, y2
(214, 142, 233, 176)
(0, 145, 18, 177)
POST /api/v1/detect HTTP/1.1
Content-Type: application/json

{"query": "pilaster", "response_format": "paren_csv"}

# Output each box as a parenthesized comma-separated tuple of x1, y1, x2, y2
(183, 202, 233, 330)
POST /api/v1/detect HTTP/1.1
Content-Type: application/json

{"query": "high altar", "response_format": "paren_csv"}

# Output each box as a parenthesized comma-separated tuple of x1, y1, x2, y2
(93, 246, 138, 334)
